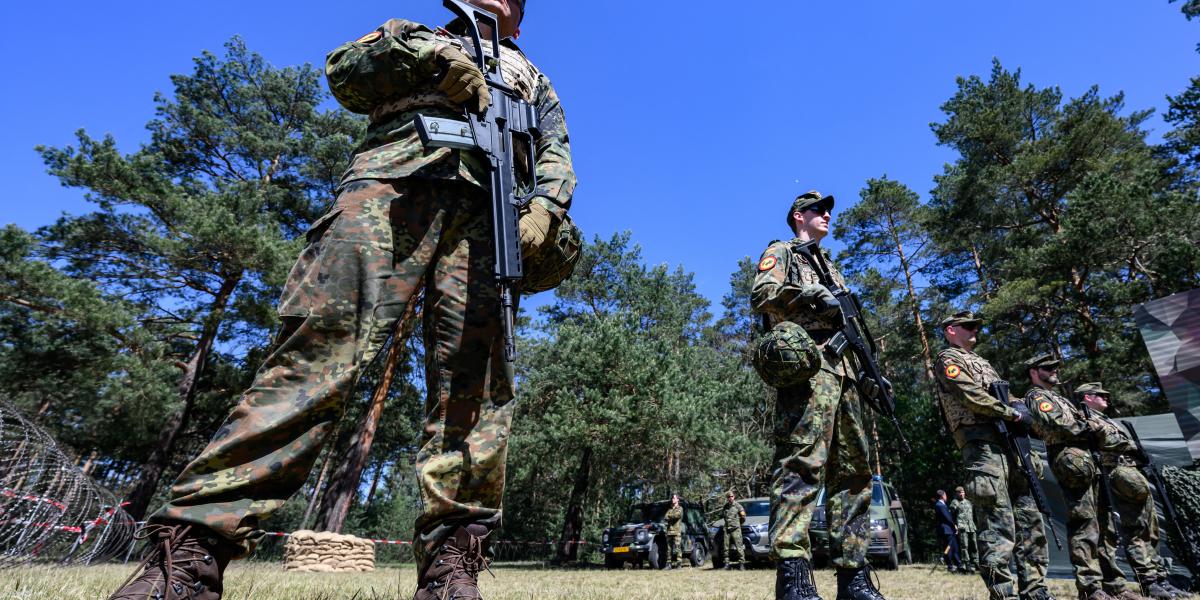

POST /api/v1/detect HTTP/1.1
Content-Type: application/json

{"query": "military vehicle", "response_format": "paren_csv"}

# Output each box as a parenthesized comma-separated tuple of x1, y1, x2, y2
(709, 496, 771, 567)
(601, 500, 715, 569)
(811, 475, 912, 569)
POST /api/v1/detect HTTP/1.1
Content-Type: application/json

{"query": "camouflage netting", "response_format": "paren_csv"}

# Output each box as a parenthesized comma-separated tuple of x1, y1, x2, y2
(284, 530, 376, 572)
(1158, 465, 1200, 574)
(753, 320, 821, 388)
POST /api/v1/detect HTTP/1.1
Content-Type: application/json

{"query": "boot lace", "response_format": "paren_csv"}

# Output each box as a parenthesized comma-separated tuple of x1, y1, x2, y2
(428, 531, 494, 600)
(111, 524, 214, 600)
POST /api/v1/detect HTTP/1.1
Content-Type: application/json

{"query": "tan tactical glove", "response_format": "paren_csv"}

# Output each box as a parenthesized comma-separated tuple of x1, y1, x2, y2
(436, 46, 490, 114)
(518, 203, 553, 258)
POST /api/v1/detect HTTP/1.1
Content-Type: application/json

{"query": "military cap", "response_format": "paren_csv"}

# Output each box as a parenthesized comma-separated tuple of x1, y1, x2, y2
(939, 310, 983, 329)
(1023, 353, 1060, 370)
(1075, 382, 1110, 397)
(786, 190, 835, 229)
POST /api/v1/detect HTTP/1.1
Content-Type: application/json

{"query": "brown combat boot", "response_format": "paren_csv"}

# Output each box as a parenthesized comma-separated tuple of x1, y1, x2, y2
(1112, 590, 1149, 600)
(1084, 591, 1117, 600)
(108, 523, 237, 600)
(413, 524, 491, 600)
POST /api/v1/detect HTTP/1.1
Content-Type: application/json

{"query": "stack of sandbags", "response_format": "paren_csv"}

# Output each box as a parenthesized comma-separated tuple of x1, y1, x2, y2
(283, 529, 376, 572)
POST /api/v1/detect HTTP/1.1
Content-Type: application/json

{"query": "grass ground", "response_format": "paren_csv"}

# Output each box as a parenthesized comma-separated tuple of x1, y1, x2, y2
(0, 562, 1082, 599)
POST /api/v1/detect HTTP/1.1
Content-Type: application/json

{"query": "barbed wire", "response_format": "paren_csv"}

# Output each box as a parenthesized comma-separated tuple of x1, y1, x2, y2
(0, 400, 137, 567)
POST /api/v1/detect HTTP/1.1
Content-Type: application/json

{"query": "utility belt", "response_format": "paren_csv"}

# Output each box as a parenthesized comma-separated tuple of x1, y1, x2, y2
(370, 92, 459, 124)
(953, 424, 1005, 449)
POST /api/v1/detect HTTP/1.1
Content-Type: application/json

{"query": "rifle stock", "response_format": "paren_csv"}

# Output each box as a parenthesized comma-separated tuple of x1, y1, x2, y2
(1123, 421, 1197, 570)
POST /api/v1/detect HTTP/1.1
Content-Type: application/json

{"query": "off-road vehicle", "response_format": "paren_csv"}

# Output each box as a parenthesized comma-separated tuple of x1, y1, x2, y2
(601, 501, 715, 569)
(811, 475, 912, 569)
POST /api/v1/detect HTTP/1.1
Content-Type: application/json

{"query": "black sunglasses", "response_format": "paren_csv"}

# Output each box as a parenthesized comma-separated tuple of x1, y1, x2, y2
(805, 205, 832, 216)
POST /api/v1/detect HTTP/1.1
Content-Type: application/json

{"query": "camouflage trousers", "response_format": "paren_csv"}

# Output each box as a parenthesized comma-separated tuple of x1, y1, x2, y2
(1111, 464, 1170, 584)
(1052, 448, 1131, 596)
(724, 527, 745, 564)
(151, 179, 514, 572)
(963, 440, 1051, 600)
(958, 530, 978, 567)
(667, 533, 682, 566)
(769, 361, 872, 568)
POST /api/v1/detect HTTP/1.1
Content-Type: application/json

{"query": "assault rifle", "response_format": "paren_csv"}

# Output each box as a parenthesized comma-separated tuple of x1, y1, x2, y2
(791, 241, 911, 453)
(989, 381, 1062, 549)
(1123, 421, 1197, 570)
(1078, 402, 1124, 546)
(414, 0, 541, 363)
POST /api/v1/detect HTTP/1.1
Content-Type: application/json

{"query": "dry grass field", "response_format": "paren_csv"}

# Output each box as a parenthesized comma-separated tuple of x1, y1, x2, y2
(0, 562, 1083, 600)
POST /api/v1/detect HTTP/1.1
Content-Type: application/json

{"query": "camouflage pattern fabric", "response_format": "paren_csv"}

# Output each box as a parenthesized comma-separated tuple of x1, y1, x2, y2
(1010, 466, 1052, 600)
(934, 347, 1020, 447)
(722, 500, 746, 565)
(665, 504, 683, 566)
(962, 441, 1024, 600)
(324, 19, 576, 224)
(751, 243, 873, 568)
(151, 179, 519, 573)
(951, 498, 979, 567)
(1051, 446, 1132, 596)
(1110, 464, 1171, 584)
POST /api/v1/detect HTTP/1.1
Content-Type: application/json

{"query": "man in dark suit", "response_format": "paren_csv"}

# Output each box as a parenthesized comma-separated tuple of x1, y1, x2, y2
(934, 490, 965, 573)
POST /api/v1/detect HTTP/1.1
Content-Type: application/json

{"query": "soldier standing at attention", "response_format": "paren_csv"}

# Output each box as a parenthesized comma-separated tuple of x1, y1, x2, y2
(752, 191, 886, 600)
(722, 490, 747, 571)
(665, 494, 684, 570)
(1075, 384, 1190, 600)
(934, 311, 1057, 600)
(107, 1, 577, 599)
(1021, 355, 1142, 600)
(950, 486, 979, 573)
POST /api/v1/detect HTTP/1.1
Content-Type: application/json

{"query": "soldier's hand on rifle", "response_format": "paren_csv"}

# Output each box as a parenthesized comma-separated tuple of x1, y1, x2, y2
(798, 284, 841, 319)
(435, 46, 490, 114)
(518, 203, 553, 257)
(1008, 401, 1033, 429)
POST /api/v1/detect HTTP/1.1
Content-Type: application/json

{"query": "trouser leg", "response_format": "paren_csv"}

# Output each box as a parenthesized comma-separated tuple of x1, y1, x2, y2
(1113, 465, 1170, 584)
(152, 179, 430, 553)
(412, 182, 515, 572)
(965, 441, 1018, 600)
(823, 374, 873, 570)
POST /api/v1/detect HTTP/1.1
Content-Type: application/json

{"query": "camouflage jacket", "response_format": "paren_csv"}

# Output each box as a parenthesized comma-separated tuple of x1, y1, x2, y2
(1023, 386, 1092, 447)
(750, 239, 851, 376)
(934, 346, 1020, 446)
(721, 501, 745, 529)
(1088, 412, 1139, 467)
(948, 498, 975, 532)
(324, 19, 576, 221)
(665, 504, 683, 535)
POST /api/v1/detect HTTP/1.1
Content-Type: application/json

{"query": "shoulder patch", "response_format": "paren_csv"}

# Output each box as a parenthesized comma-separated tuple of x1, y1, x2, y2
(945, 364, 961, 379)
(356, 31, 383, 44)
(1038, 401, 1054, 413)
(758, 256, 777, 271)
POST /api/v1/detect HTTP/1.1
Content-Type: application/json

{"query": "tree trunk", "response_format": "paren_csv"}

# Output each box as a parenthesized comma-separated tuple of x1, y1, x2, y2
(365, 463, 385, 509)
(314, 334, 406, 533)
(556, 446, 592, 563)
(885, 212, 935, 381)
(124, 274, 241, 519)
(302, 438, 337, 531)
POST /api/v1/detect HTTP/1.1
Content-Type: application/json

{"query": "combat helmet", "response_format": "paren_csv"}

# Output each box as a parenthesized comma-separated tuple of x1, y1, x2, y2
(521, 213, 583, 295)
(753, 321, 821, 388)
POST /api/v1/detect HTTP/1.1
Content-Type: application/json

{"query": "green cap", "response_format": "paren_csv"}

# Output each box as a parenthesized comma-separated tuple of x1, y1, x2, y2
(939, 310, 983, 329)
(1075, 382, 1110, 397)
(1023, 353, 1060, 370)
(786, 190, 835, 229)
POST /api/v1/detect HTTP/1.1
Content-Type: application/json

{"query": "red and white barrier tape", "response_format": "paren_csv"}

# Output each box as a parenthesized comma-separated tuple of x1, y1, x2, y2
(262, 531, 594, 548)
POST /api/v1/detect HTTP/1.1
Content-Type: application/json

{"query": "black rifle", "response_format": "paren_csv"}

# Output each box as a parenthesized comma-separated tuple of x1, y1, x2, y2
(791, 241, 910, 453)
(1078, 402, 1124, 546)
(1123, 420, 1197, 570)
(989, 380, 1062, 549)
(414, 0, 540, 363)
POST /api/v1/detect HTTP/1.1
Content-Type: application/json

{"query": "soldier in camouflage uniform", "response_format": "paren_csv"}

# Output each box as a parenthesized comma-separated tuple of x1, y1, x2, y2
(934, 311, 1058, 600)
(1076, 383, 1190, 600)
(665, 494, 684, 570)
(1021, 355, 1144, 600)
(950, 486, 979, 573)
(722, 491, 747, 571)
(109, 2, 577, 599)
(752, 191, 887, 600)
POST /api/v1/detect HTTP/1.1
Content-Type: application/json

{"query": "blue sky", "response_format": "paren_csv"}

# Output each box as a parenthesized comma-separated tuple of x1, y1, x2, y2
(3, 1, 1196, 314)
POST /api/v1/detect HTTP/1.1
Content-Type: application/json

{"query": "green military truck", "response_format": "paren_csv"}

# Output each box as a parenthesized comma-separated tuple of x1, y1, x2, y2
(810, 475, 912, 569)
(601, 500, 715, 569)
